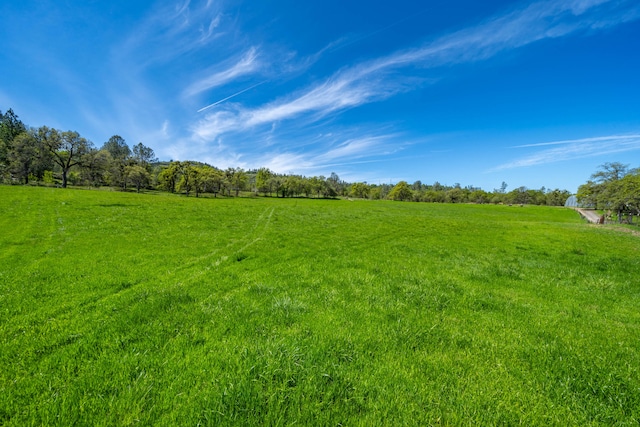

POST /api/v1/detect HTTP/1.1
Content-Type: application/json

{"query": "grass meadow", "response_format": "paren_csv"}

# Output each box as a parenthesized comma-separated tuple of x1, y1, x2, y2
(1, 186, 639, 425)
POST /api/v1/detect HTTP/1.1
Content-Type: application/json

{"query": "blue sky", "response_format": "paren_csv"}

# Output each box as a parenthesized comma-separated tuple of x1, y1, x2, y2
(1, 0, 639, 192)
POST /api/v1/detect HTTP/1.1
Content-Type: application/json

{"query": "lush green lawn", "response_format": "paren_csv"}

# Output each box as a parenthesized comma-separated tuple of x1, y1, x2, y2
(1, 186, 639, 425)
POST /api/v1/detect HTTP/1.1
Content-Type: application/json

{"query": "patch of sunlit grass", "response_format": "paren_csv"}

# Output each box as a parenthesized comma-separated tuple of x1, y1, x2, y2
(1, 186, 639, 425)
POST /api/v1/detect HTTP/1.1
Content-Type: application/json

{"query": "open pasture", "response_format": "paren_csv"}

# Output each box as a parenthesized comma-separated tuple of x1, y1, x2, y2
(1, 186, 639, 425)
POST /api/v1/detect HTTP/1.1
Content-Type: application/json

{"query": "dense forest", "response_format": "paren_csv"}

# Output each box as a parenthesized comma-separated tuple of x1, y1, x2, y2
(0, 107, 592, 207)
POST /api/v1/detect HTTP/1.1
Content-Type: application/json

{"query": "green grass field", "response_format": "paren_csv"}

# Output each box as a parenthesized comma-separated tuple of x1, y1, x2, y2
(1, 186, 639, 425)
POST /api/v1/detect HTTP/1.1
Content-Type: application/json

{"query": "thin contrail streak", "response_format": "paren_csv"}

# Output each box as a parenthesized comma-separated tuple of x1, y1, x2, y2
(513, 135, 640, 148)
(197, 81, 267, 113)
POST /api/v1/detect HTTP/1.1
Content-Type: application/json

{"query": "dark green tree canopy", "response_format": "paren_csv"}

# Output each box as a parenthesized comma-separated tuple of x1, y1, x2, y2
(132, 142, 157, 167)
(101, 135, 131, 160)
(1, 109, 27, 171)
(0, 109, 26, 144)
(40, 127, 93, 188)
(578, 162, 639, 223)
(591, 162, 629, 183)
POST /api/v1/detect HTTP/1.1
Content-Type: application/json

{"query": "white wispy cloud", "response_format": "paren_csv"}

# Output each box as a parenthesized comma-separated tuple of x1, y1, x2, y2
(190, 0, 640, 145)
(491, 134, 640, 171)
(98, 1, 241, 148)
(347, 0, 638, 78)
(117, 0, 225, 67)
(316, 135, 399, 162)
(160, 0, 640, 178)
(251, 132, 407, 175)
(244, 69, 390, 126)
(190, 64, 408, 141)
(513, 135, 640, 148)
(181, 120, 406, 175)
(199, 13, 221, 42)
(259, 153, 315, 173)
(184, 47, 261, 98)
(256, 152, 396, 176)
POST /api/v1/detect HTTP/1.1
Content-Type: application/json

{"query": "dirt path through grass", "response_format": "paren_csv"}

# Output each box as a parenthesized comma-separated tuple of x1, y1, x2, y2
(576, 208, 602, 223)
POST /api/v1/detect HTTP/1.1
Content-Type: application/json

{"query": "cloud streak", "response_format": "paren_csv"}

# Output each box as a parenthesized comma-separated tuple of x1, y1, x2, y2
(117, 0, 225, 68)
(191, 0, 640, 144)
(197, 80, 268, 112)
(157, 0, 640, 180)
(316, 135, 400, 162)
(491, 134, 640, 171)
(248, 133, 405, 175)
(185, 47, 261, 98)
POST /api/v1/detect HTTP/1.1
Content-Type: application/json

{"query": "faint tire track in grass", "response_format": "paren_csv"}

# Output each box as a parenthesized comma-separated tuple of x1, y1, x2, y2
(187, 206, 275, 284)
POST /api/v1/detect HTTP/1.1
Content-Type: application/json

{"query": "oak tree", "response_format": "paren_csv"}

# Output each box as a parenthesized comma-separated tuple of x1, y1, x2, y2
(40, 127, 92, 188)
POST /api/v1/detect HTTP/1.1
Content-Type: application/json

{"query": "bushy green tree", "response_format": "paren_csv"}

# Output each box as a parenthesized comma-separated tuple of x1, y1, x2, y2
(227, 167, 248, 197)
(545, 188, 572, 206)
(308, 176, 325, 198)
(102, 135, 131, 160)
(327, 172, 343, 196)
(469, 189, 490, 204)
(445, 187, 465, 203)
(8, 132, 38, 184)
(158, 162, 180, 193)
(576, 180, 601, 208)
(81, 149, 111, 187)
(256, 167, 274, 196)
(0, 109, 27, 180)
(7, 128, 54, 184)
(577, 162, 637, 223)
(177, 161, 195, 196)
(591, 162, 629, 183)
(388, 181, 413, 201)
(132, 142, 157, 170)
(350, 182, 370, 199)
(369, 186, 382, 200)
(102, 135, 131, 189)
(620, 172, 640, 222)
(40, 127, 92, 188)
(188, 165, 204, 197)
(125, 165, 150, 193)
(199, 166, 224, 196)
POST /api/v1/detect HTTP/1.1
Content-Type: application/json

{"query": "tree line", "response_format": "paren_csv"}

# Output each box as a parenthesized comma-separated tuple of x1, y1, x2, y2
(0, 109, 157, 191)
(577, 162, 640, 223)
(1, 108, 572, 205)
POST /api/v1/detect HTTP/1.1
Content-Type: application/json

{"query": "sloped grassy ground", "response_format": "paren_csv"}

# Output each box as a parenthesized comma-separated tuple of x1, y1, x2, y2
(1, 186, 639, 425)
